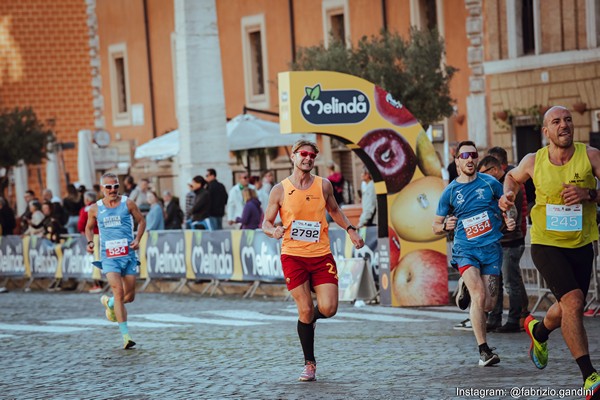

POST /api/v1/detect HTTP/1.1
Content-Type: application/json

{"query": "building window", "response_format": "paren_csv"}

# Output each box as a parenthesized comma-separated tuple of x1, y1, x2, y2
(241, 14, 269, 108)
(588, 0, 600, 48)
(108, 43, 131, 126)
(322, 0, 349, 48)
(521, 0, 535, 55)
(411, 0, 438, 30)
(507, 0, 540, 58)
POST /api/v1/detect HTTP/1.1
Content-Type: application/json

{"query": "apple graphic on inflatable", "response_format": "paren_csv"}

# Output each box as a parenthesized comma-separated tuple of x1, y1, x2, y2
(391, 176, 445, 242)
(391, 249, 448, 306)
(374, 85, 418, 127)
(358, 128, 417, 194)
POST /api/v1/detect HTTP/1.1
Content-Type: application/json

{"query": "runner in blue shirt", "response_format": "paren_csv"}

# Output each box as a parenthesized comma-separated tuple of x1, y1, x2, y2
(85, 173, 146, 349)
(433, 141, 515, 366)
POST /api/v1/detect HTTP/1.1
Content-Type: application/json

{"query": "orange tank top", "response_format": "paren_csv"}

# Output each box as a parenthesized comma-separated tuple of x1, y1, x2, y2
(280, 175, 331, 257)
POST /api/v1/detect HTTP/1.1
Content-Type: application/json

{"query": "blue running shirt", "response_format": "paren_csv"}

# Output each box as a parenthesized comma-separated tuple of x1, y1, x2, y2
(436, 173, 505, 247)
(96, 196, 136, 262)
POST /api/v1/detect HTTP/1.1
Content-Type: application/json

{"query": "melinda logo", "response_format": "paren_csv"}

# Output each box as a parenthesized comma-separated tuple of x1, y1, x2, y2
(301, 84, 370, 124)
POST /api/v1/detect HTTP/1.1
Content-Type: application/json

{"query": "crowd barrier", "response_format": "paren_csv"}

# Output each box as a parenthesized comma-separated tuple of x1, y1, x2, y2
(0, 227, 380, 298)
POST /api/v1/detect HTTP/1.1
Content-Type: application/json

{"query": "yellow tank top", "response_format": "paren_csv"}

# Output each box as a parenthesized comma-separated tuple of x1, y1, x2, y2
(531, 142, 598, 247)
(280, 175, 331, 257)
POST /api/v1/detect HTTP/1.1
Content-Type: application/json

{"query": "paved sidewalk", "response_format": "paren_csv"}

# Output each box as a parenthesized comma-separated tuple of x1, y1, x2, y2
(0, 292, 599, 399)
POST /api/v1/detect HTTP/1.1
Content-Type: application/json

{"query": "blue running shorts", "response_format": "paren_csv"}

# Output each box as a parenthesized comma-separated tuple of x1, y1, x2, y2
(451, 242, 502, 276)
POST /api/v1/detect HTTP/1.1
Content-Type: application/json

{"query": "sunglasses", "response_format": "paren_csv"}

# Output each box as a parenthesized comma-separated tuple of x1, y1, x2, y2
(479, 166, 494, 174)
(103, 184, 120, 190)
(296, 150, 317, 159)
(457, 151, 479, 160)
(241, 176, 249, 179)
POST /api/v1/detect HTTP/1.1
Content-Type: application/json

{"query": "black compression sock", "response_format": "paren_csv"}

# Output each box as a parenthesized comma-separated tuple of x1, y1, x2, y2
(576, 355, 596, 381)
(533, 319, 551, 342)
(312, 305, 326, 324)
(297, 320, 315, 363)
(478, 343, 490, 353)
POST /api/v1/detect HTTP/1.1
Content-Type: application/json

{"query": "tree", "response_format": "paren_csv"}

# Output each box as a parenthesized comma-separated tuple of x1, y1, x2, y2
(292, 28, 457, 128)
(0, 107, 52, 195)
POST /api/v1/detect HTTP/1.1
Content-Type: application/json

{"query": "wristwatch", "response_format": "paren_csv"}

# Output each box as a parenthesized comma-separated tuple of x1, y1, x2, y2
(346, 224, 357, 233)
(87, 241, 94, 247)
(442, 221, 448, 232)
(589, 189, 598, 202)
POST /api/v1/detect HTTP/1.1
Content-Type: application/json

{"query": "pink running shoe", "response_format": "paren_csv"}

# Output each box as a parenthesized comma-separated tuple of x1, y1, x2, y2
(298, 361, 316, 382)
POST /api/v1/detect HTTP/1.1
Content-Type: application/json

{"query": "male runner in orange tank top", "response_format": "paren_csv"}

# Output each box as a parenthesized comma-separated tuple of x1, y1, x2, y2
(263, 140, 365, 382)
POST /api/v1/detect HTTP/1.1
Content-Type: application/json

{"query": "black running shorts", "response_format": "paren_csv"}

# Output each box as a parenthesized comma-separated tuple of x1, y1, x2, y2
(530, 243, 594, 301)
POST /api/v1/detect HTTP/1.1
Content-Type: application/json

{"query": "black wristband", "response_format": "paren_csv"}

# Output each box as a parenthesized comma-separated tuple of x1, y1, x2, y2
(442, 221, 448, 232)
(346, 224, 357, 233)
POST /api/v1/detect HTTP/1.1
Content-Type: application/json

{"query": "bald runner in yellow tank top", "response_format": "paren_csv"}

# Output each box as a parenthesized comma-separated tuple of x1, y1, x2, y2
(500, 106, 600, 396)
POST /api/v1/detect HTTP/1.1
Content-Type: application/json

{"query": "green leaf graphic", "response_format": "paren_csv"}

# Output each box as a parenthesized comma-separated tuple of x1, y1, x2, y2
(310, 84, 321, 100)
(246, 231, 255, 246)
(305, 87, 312, 97)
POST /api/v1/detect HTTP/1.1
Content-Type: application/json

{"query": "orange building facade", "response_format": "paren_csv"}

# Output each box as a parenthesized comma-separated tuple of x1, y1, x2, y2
(2, 0, 599, 205)
(0, 0, 95, 201)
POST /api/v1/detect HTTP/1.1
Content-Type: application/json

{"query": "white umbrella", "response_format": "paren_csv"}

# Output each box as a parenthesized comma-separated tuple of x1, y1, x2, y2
(77, 130, 96, 190)
(134, 129, 179, 160)
(46, 151, 61, 198)
(226, 114, 315, 151)
(13, 160, 28, 215)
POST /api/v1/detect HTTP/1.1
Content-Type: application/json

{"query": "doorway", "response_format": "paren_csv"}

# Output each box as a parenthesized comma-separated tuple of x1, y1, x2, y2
(515, 124, 542, 162)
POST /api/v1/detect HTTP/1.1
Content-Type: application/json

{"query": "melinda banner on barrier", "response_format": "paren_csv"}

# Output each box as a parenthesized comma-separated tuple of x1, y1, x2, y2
(24, 236, 60, 279)
(0, 235, 25, 277)
(1, 227, 380, 286)
(238, 230, 283, 282)
(58, 235, 97, 280)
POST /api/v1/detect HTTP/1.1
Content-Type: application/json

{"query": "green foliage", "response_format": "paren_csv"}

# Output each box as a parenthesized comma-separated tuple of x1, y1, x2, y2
(292, 28, 457, 127)
(0, 107, 52, 169)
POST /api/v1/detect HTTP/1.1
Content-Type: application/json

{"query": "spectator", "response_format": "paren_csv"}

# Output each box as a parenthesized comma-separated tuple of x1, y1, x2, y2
(130, 178, 150, 214)
(77, 191, 103, 294)
(78, 191, 98, 235)
(226, 172, 253, 226)
(123, 175, 137, 197)
(163, 190, 184, 230)
(184, 184, 196, 223)
(63, 184, 83, 234)
(41, 201, 63, 243)
(327, 161, 345, 205)
(261, 170, 275, 193)
(358, 167, 376, 228)
(0, 197, 16, 236)
(188, 176, 212, 230)
(42, 189, 67, 227)
(19, 190, 36, 233)
(250, 175, 269, 214)
(447, 143, 459, 182)
(236, 188, 263, 229)
(205, 168, 228, 230)
(23, 200, 44, 237)
(146, 190, 165, 231)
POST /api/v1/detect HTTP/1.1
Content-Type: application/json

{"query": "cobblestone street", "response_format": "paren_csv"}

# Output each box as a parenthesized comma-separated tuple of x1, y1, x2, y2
(1, 291, 599, 399)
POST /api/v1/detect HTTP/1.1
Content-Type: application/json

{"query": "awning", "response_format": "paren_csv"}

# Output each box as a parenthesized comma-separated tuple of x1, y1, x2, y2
(134, 130, 179, 160)
(133, 114, 316, 160)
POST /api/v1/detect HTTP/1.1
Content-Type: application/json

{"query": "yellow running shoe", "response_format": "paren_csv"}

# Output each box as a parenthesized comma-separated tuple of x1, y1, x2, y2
(123, 334, 136, 350)
(100, 295, 117, 323)
(524, 315, 548, 369)
(585, 371, 600, 400)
